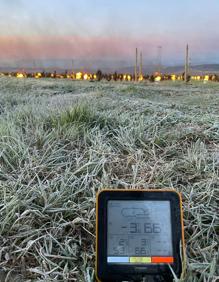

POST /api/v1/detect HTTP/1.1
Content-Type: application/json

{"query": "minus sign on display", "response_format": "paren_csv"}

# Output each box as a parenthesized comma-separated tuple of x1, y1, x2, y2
(121, 226, 127, 228)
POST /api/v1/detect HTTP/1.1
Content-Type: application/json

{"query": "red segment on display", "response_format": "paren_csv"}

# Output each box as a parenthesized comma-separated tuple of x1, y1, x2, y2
(152, 257, 174, 263)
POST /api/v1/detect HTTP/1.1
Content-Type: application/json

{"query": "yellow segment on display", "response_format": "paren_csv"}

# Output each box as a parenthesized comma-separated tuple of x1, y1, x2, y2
(129, 257, 152, 263)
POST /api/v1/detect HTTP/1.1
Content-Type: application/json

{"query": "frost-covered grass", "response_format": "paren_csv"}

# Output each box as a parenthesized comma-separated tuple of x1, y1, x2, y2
(0, 77, 218, 281)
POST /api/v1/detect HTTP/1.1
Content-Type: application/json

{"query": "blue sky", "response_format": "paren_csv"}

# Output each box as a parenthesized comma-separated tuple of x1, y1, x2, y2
(0, 0, 219, 65)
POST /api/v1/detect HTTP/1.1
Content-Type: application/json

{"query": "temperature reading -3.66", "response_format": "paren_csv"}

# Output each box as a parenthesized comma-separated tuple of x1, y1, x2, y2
(130, 222, 161, 234)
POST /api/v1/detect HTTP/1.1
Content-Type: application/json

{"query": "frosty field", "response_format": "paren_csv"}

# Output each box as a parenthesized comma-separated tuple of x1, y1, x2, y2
(0, 77, 218, 281)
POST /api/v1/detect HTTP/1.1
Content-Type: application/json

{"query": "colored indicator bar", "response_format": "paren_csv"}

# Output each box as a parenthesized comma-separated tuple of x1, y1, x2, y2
(152, 257, 174, 263)
(130, 257, 152, 263)
(107, 257, 129, 263)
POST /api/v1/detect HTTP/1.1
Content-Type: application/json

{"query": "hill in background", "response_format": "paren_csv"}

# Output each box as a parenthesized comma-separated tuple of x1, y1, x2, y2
(1, 63, 219, 74)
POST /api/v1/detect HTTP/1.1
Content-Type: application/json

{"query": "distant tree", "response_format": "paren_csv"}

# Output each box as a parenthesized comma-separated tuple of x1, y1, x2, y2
(106, 74, 111, 81)
(213, 74, 219, 82)
(96, 69, 103, 81)
(113, 72, 118, 81)
(149, 75, 155, 82)
(64, 70, 68, 78)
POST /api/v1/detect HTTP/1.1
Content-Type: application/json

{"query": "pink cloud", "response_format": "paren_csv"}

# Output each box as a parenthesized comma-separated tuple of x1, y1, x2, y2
(0, 35, 218, 62)
(0, 35, 172, 60)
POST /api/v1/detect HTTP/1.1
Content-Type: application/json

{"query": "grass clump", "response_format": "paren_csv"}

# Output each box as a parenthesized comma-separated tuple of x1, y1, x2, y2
(56, 104, 97, 126)
(48, 103, 118, 131)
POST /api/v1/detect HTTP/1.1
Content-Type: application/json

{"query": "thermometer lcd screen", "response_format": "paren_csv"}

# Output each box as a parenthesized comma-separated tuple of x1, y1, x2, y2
(107, 200, 173, 264)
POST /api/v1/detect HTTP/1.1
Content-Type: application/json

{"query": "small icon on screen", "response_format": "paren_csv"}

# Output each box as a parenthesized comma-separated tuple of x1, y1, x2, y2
(121, 208, 149, 218)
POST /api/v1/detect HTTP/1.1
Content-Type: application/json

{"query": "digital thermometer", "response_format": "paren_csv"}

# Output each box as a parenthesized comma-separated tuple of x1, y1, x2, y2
(96, 190, 185, 282)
